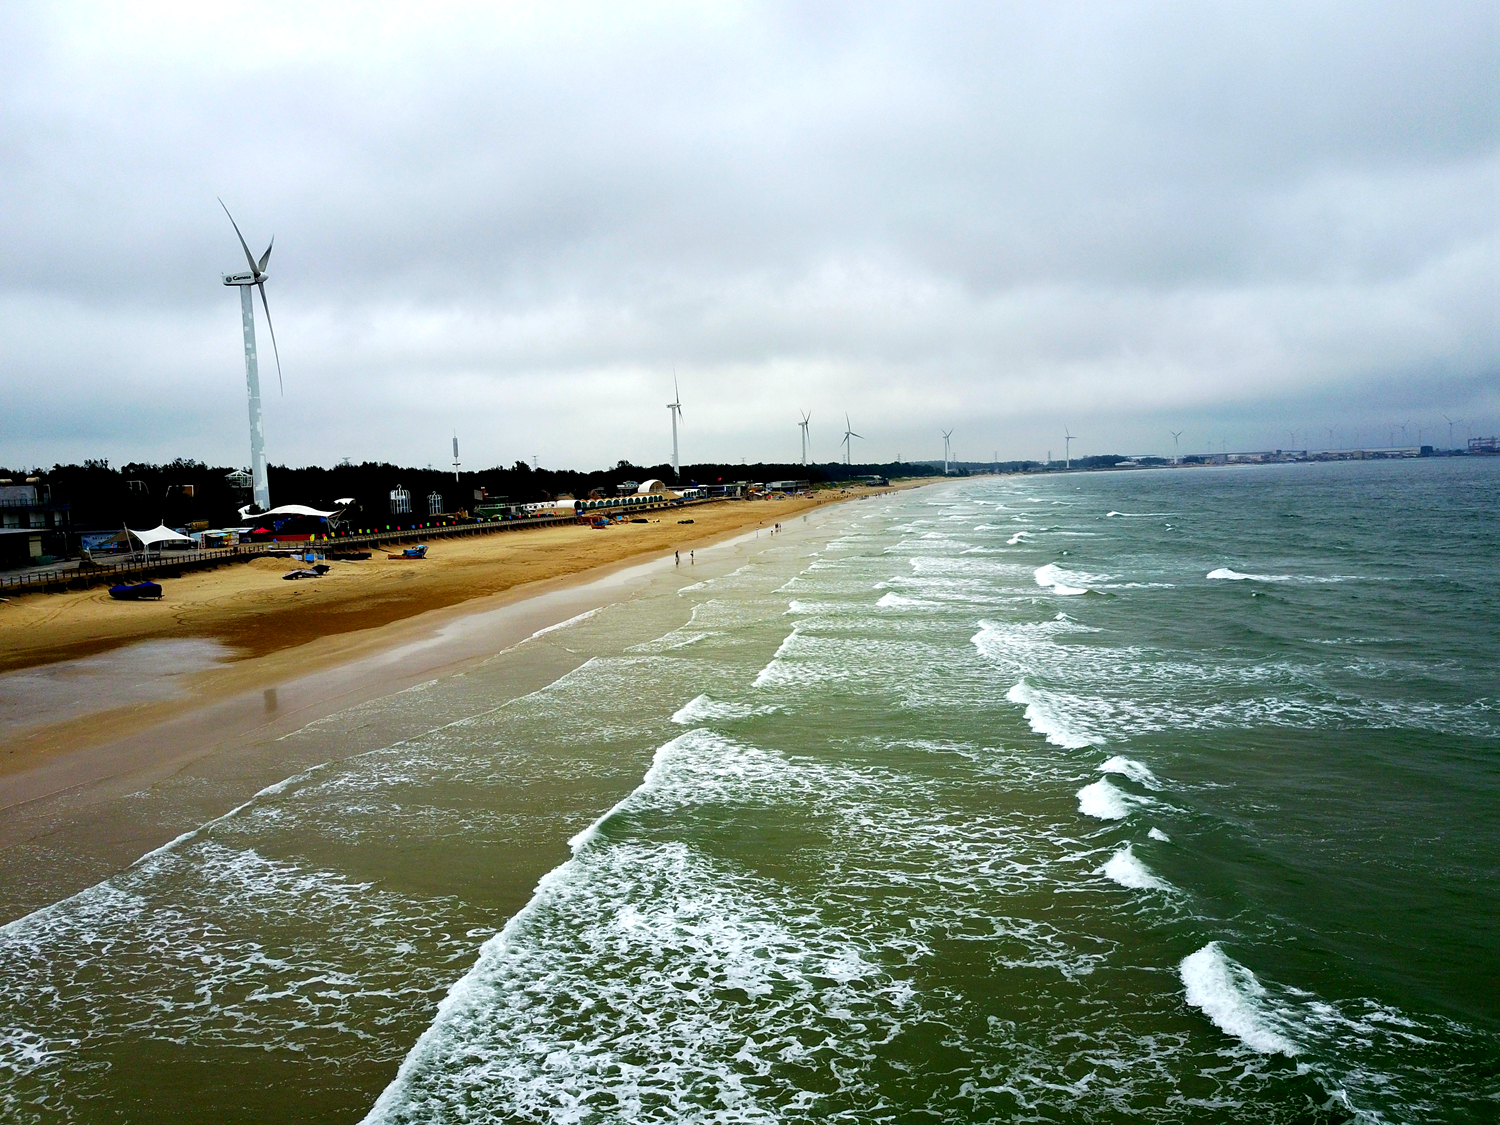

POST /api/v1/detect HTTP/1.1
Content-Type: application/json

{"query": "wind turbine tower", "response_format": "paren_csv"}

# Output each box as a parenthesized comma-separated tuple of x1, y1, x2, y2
(841, 414, 863, 466)
(942, 429, 953, 474)
(799, 411, 811, 466)
(667, 374, 683, 480)
(452, 433, 461, 482)
(219, 200, 283, 513)
(1170, 430, 1183, 464)
(1064, 427, 1076, 469)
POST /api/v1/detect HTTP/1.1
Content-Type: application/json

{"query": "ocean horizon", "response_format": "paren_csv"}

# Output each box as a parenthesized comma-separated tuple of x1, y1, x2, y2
(2, 459, 1496, 1123)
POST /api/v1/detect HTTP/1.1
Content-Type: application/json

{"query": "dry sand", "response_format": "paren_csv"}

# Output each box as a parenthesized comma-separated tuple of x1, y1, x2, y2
(0, 493, 850, 677)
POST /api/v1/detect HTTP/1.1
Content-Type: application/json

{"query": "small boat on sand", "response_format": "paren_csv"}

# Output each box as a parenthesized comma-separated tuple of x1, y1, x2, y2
(283, 564, 331, 580)
(109, 581, 163, 600)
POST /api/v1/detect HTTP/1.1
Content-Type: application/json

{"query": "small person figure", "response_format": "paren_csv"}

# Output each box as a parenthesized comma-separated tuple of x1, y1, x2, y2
(675, 550, 680, 566)
(690, 550, 695, 564)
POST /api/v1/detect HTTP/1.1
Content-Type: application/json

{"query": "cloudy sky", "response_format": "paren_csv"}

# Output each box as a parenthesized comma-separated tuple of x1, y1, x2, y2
(1, 1, 1495, 471)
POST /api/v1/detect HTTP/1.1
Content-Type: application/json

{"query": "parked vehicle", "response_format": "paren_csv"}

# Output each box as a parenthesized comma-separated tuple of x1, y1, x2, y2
(108, 581, 163, 600)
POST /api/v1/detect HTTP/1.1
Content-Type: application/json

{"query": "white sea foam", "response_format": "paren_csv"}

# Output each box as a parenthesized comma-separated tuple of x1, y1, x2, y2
(528, 606, 605, 639)
(1208, 568, 1353, 584)
(876, 591, 937, 609)
(364, 731, 919, 1125)
(1180, 942, 1299, 1056)
(1098, 844, 1169, 891)
(1006, 681, 1099, 749)
(1207, 567, 1284, 582)
(670, 694, 777, 726)
(1038, 564, 1086, 600)
(1148, 827, 1171, 842)
(1076, 778, 1134, 820)
(1097, 755, 1161, 790)
(1007, 531, 1031, 545)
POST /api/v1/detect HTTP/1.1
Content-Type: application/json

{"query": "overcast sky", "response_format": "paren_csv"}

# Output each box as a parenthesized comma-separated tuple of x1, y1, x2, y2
(1, 1, 1495, 471)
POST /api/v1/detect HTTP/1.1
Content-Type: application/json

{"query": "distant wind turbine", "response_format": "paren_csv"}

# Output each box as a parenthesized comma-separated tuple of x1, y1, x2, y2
(1170, 430, 1183, 464)
(219, 199, 283, 514)
(841, 414, 863, 466)
(1064, 427, 1076, 469)
(452, 433, 461, 482)
(799, 411, 811, 466)
(667, 372, 683, 480)
(942, 429, 953, 475)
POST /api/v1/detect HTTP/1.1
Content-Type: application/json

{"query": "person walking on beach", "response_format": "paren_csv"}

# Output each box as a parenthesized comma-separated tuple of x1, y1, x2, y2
(675, 550, 680, 566)
(690, 550, 694, 564)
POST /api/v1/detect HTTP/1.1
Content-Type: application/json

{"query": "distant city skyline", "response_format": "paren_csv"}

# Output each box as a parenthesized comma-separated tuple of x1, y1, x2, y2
(1, 3, 1495, 472)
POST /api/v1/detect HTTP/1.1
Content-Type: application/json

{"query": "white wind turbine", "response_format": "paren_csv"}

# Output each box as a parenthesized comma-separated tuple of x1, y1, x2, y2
(799, 411, 811, 466)
(452, 433, 461, 482)
(667, 373, 683, 480)
(220, 200, 283, 514)
(841, 414, 863, 466)
(942, 429, 953, 474)
(1170, 430, 1183, 464)
(1064, 426, 1076, 469)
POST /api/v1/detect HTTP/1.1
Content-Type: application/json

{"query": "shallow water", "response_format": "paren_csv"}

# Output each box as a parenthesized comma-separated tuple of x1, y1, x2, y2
(2, 461, 1496, 1123)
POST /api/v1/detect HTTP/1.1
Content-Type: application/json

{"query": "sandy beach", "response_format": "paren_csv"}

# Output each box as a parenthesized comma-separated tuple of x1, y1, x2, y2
(0, 492, 859, 680)
(0, 484, 917, 922)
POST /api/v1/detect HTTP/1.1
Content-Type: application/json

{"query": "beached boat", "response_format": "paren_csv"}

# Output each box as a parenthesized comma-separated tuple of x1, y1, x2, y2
(283, 564, 330, 580)
(108, 581, 163, 600)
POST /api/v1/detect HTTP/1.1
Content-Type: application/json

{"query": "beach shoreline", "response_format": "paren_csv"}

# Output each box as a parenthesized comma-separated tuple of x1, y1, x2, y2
(0, 493, 863, 678)
(0, 482, 929, 921)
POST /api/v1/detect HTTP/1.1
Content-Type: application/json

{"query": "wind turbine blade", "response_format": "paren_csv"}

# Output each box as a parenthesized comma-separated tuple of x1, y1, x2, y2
(258, 236, 274, 273)
(850, 431, 863, 439)
(219, 198, 259, 275)
(256, 282, 284, 395)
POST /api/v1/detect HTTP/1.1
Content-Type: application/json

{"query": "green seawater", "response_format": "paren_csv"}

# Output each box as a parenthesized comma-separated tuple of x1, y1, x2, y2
(2, 459, 1496, 1123)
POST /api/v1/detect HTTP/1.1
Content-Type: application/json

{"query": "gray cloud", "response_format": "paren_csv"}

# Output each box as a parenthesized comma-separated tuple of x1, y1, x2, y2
(1, 1, 1496, 471)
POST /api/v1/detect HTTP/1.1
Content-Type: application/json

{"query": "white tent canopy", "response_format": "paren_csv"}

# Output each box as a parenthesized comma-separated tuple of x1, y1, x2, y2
(127, 523, 193, 548)
(257, 504, 341, 520)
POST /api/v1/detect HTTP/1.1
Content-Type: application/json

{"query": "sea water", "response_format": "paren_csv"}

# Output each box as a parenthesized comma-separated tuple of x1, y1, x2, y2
(1, 459, 1496, 1123)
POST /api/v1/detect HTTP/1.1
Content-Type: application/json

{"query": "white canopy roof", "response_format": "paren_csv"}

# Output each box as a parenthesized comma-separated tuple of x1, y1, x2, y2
(635, 479, 669, 494)
(128, 523, 193, 547)
(258, 504, 341, 519)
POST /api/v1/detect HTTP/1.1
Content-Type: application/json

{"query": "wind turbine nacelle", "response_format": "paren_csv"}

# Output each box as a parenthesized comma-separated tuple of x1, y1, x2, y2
(222, 271, 262, 286)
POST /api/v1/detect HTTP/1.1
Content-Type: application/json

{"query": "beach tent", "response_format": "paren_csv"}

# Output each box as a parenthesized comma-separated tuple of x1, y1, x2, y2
(128, 523, 194, 549)
(257, 504, 342, 519)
